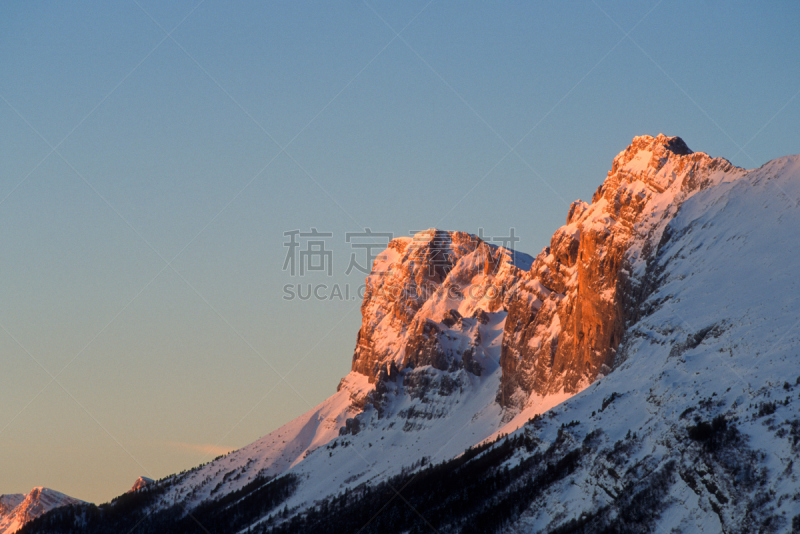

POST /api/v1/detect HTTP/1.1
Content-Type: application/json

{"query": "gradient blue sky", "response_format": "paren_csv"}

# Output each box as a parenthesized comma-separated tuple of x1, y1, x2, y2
(2, 1, 799, 503)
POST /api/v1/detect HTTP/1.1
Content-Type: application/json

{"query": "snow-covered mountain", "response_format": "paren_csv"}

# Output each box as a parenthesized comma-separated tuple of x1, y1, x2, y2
(0, 488, 83, 534)
(19, 135, 800, 533)
(144, 134, 738, 514)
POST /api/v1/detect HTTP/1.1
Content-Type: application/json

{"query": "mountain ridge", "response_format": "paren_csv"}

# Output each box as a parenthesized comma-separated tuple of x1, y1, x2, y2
(18, 135, 800, 534)
(0, 488, 84, 534)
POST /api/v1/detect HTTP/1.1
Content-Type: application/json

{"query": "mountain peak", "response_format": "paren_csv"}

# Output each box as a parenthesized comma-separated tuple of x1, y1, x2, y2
(603, 134, 737, 201)
(618, 135, 695, 174)
(633, 133, 692, 155)
(0, 487, 84, 534)
(129, 476, 155, 493)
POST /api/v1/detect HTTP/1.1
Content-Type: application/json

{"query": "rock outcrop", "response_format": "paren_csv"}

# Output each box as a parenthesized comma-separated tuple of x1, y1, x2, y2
(128, 476, 154, 493)
(350, 229, 532, 382)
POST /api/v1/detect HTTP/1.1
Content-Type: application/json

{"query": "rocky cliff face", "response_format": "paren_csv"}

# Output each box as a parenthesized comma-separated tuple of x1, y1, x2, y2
(498, 134, 739, 409)
(350, 228, 532, 383)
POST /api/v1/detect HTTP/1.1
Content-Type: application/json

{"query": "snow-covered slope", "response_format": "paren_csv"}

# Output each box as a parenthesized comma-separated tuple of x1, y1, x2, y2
(0, 488, 83, 534)
(0, 496, 25, 532)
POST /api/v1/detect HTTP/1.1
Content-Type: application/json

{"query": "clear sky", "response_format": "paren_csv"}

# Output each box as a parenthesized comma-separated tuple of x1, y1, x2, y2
(1, 1, 799, 504)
